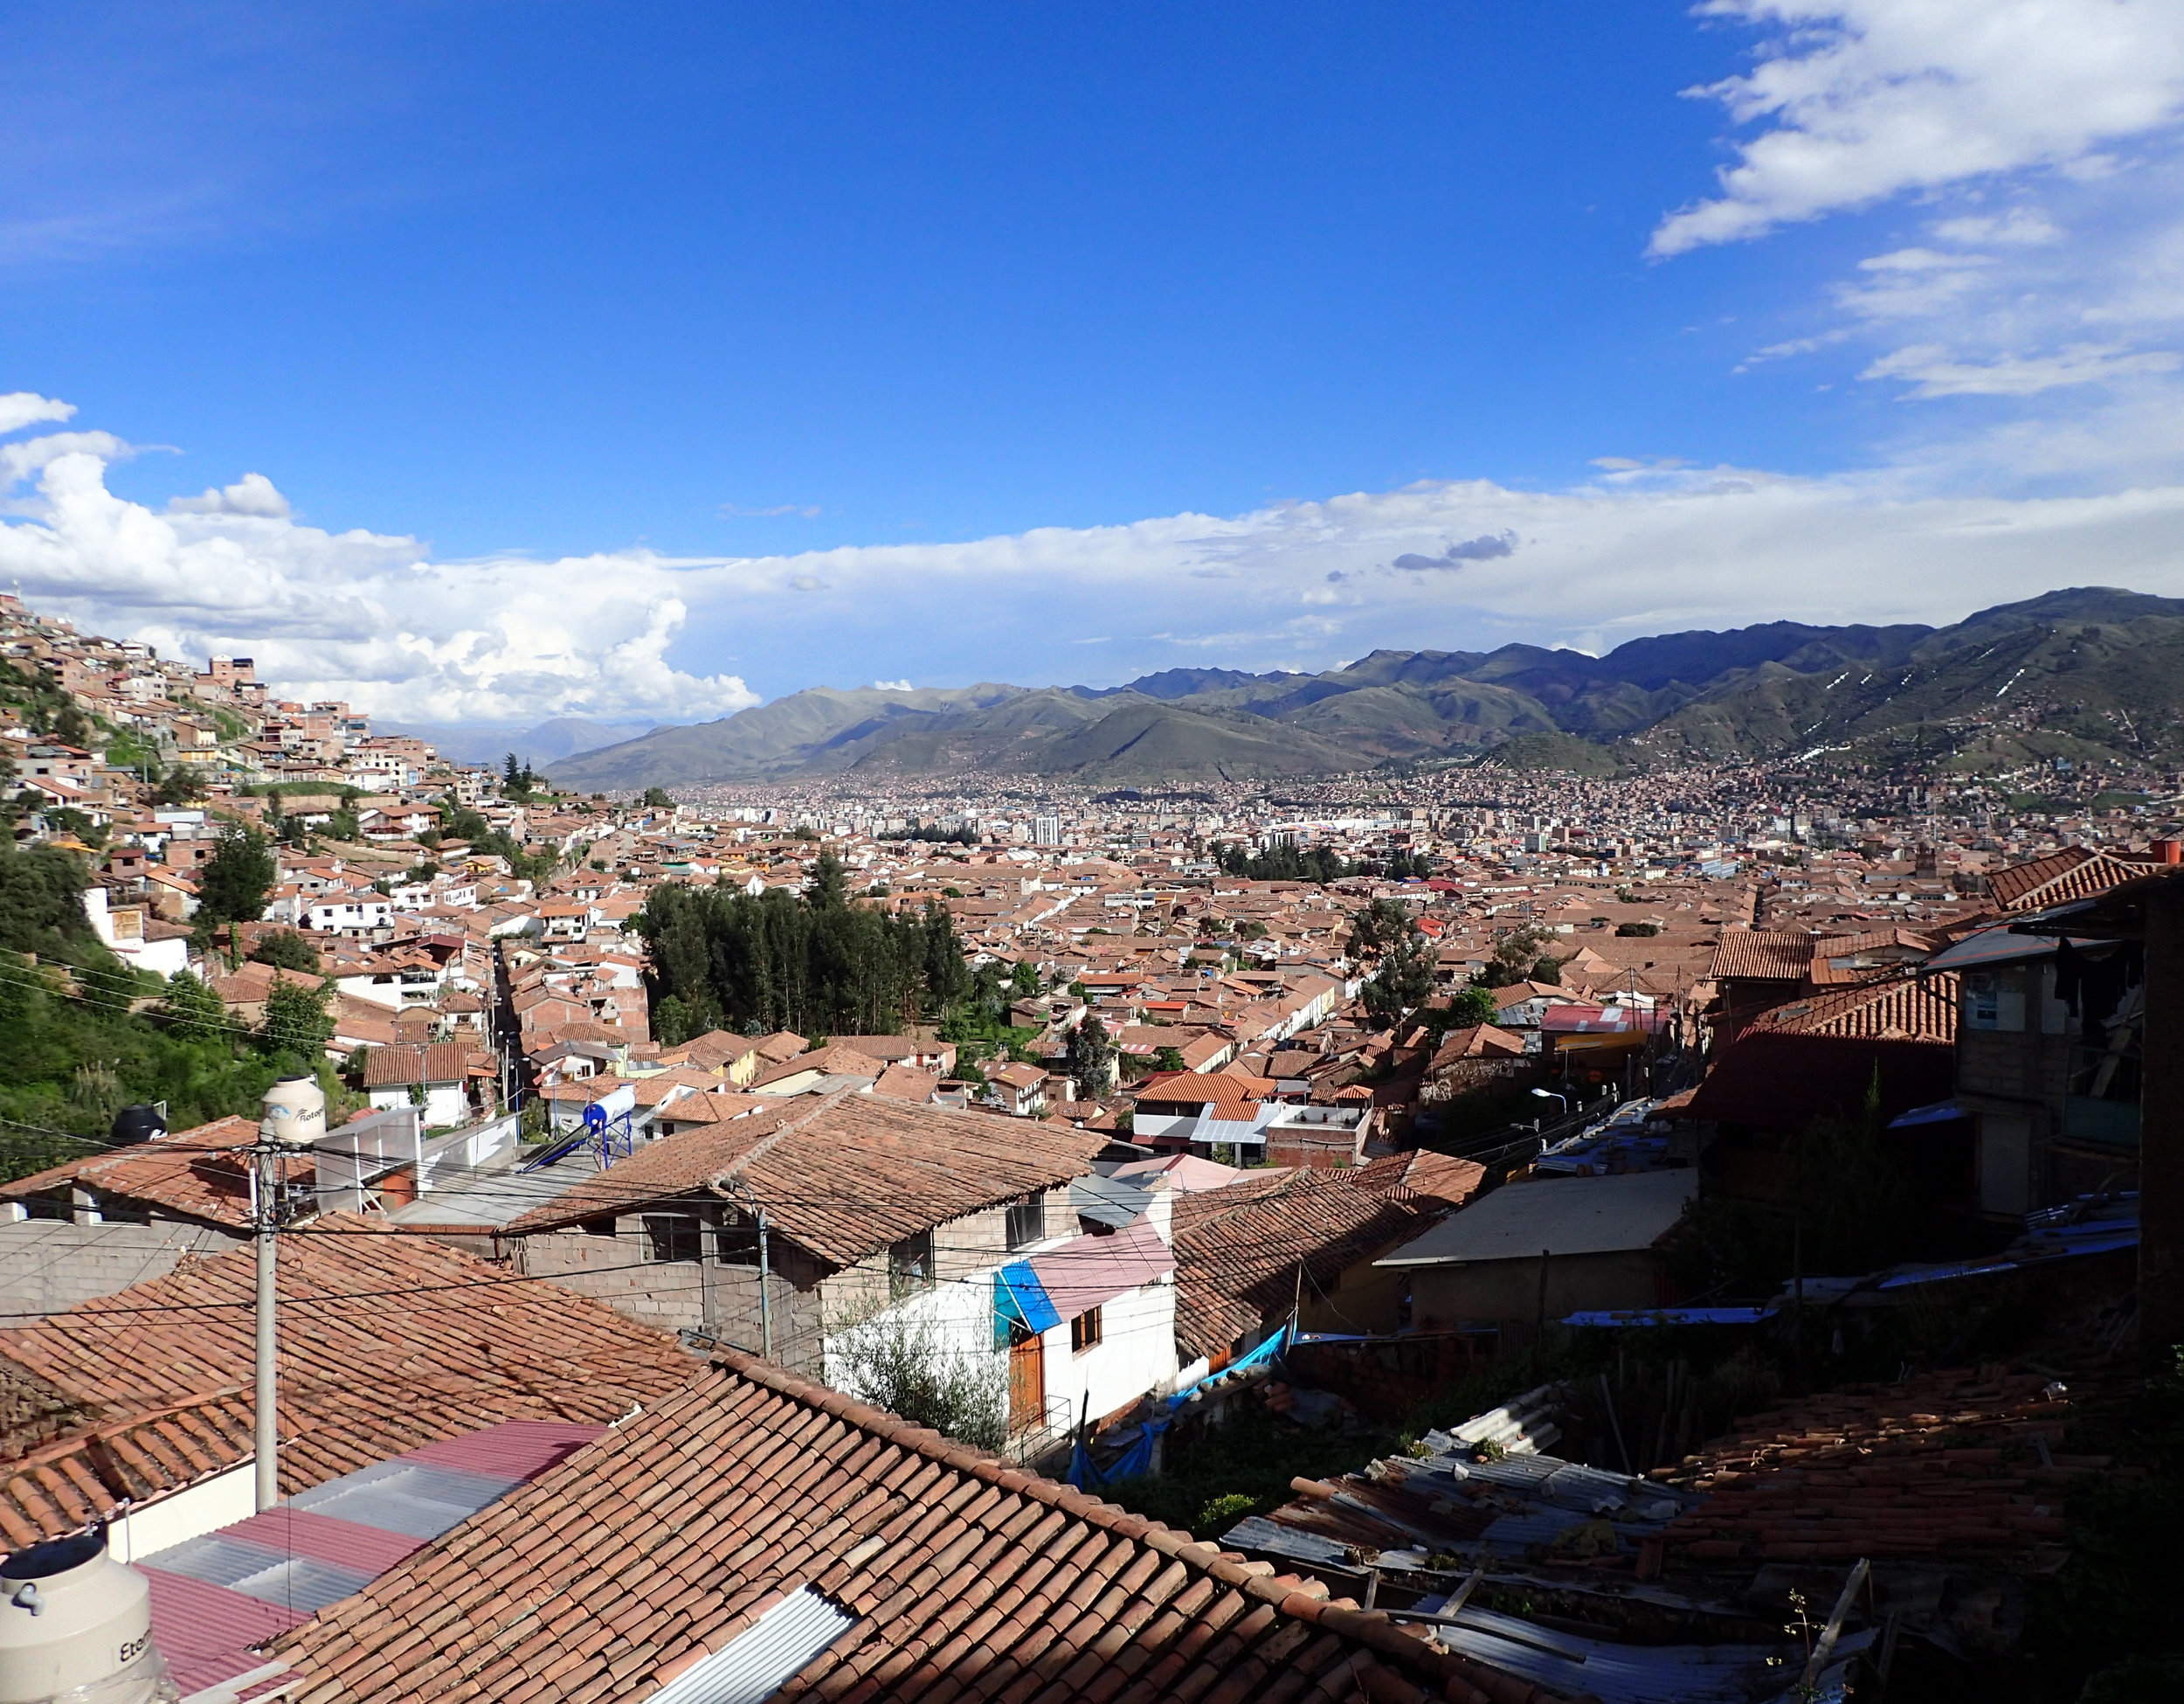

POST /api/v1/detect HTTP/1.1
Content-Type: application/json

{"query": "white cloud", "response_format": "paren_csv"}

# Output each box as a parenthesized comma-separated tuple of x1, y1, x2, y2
(14, 391, 2184, 716)
(167, 472, 292, 517)
(1651, 1, 2184, 257)
(871, 678, 912, 690)
(0, 425, 757, 725)
(0, 392, 74, 436)
(1929, 208, 2060, 246)
(1861, 341, 2184, 397)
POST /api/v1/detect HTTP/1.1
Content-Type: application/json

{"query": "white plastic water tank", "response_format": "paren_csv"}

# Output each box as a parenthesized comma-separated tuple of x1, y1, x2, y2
(259, 1075, 327, 1150)
(0, 1529, 174, 1703)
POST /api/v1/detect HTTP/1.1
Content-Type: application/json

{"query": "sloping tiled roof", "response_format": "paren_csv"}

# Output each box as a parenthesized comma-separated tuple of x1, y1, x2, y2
(1171, 1154, 1483, 1363)
(503, 1090, 1105, 1268)
(1680, 974, 1959, 1132)
(1706, 930, 1815, 982)
(749, 1042, 886, 1088)
(1425, 1023, 1527, 1069)
(1661, 1364, 2086, 1563)
(359, 1041, 471, 1090)
(1987, 845, 2151, 911)
(268, 1347, 1572, 1704)
(1745, 972, 1959, 1043)
(0, 1218, 697, 1541)
(0, 1117, 265, 1229)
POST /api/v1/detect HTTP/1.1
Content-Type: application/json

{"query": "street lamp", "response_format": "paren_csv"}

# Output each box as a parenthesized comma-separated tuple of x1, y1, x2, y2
(1531, 1087, 1568, 1115)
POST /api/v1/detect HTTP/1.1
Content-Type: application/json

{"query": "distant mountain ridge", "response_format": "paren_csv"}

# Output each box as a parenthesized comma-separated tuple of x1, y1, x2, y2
(393, 716, 660, 770)
(542, 587, 2184, 789)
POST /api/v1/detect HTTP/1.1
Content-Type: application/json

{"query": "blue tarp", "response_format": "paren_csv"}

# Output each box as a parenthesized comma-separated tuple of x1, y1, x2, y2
(993, 1263, 1061, 1337)
(1887, 1098, 1965, 1129)
(1167, 1320, 1292, 1410)
(1067, 1320, 1295, 1491)
(1563, 1306, 1776, 1327)
(1068, 1419, 1168, 1490)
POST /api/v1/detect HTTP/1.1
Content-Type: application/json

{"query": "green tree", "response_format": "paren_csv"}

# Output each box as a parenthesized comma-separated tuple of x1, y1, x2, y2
(249, 929, 321, 973)
(1009, 960, 1040, 999)
(1347, 897, 1413, 960)
(154, 765, 207, 807)
(0, 842, 91, 959)
(642, 786, 674, 808)
(199, 824, 276, 933)
(157, 970, 230, 1041)
(1153, 1045, 1187, 1075)
(1363, 925, 1434, 1026)
(1065, 1014, 1116, 1094)
(805, 849, 848, 911)
(1479, 925, 1552, 988)
(1448, 985, 1498, 1027)
(259, 978, 335, 1060)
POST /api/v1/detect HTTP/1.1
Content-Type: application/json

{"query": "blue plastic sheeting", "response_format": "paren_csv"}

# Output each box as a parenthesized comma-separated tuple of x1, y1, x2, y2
(1067, 1418, 1168, 1491)
(1887, 1098, 1965, 1129)
(1563, 1306, 1776, 1327)
(1165, 1320, 1292, 1410)
(1069, 1320, 1294, 1492)
(992, 1264, 1061, 1336)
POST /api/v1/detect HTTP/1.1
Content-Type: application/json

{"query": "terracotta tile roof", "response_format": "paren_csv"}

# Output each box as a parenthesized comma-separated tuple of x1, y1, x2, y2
(268, 1347, 1570, 1704)
(675, 1028, 764, 1071)
(1425, 1023, 1527, 1070)
(358, 1041, 471, 1090)
(1987, 845, 2149, 911)
(870, 1062, 940, 1104)
(1745, 971, 1959, 1043)
(0, 1222, 696, 1546)
(1803, 926, 1940, 986)
(1661, 1364, 2091, 1563)
(749, 1042, 886, 1088)
(1706, 930, 1815, 982)
(503, 1090, 1106, 1269)
(1171, 1155, 1483, 1364)
(0, 1117, 265, 1230)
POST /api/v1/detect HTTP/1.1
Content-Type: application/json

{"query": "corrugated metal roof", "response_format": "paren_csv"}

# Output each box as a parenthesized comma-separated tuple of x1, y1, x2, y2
(1425, 1604, 1874, 1704)
(1377, 1170, 1698, 1268)
(137, 1417, 604, 1701)
(644, 1586, 854, 1704)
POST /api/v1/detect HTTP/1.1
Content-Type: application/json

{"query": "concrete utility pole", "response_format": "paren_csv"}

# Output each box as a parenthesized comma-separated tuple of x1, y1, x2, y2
(252, 1140, 279, 1512)
(253, 1077, 325, 1513)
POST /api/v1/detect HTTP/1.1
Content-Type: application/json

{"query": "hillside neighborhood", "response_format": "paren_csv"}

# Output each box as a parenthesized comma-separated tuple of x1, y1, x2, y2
(0, 586, 2177, 1702)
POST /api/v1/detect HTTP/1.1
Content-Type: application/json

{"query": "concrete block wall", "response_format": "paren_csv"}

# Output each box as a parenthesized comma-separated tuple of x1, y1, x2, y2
(0, 1220, 244, 1324)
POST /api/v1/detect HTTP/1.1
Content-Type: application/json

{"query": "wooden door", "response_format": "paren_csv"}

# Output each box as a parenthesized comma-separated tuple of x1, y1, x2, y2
(1007, 1326, 1045, 1434)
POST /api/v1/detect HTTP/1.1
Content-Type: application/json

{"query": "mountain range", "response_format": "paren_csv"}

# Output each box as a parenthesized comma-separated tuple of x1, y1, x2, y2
(391, 717, 660, 771)
(542, 588, 2184, 790)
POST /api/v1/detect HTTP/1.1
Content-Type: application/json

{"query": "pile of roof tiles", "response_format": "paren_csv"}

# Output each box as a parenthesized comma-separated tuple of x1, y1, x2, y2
(1659, 1366, 2098, 1564)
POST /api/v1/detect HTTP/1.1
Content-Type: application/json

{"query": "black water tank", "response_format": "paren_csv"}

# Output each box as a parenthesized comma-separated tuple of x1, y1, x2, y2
(109, 1105, 166, 1146)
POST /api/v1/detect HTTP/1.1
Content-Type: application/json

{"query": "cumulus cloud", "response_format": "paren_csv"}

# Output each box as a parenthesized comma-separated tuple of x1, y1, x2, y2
(1391, 531, 1518, 570)
(0, 420, 757, 725)
(872, 678, 912, 690)
(1650, 0, 2184, 256)
(0, 392, 74, 436)
(14, 396, 2184, 701)
(167, 472, 292, 517)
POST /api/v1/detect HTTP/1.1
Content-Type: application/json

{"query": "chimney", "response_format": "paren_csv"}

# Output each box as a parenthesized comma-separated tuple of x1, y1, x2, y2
(2154, 839, 2182, 866)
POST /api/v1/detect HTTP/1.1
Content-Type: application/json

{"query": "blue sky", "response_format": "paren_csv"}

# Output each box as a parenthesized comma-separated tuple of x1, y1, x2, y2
(5, 2, 2184, 724)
